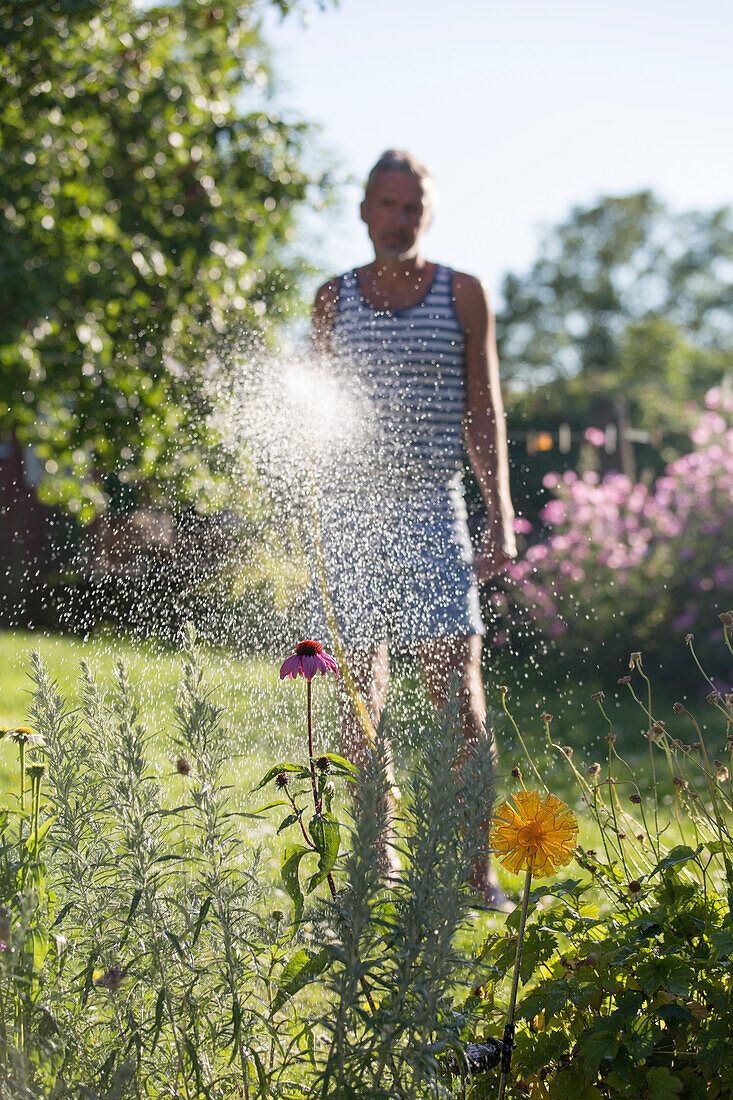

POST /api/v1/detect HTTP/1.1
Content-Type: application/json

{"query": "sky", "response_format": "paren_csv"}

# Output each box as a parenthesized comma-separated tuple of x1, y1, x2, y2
(261, 0, 733, 302)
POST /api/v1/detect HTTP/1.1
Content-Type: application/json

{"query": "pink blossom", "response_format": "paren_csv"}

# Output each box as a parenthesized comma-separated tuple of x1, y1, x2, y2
(280, 640, 339, 681)
(584, 427, 606, 447)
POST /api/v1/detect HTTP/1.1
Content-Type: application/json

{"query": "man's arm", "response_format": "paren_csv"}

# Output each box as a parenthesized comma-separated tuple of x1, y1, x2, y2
(311, 277, 339, 355)
(454, 272, 516, 581)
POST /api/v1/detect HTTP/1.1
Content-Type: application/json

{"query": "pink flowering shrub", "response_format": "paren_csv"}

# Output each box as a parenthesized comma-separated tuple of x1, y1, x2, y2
(493, 387, 733, 684)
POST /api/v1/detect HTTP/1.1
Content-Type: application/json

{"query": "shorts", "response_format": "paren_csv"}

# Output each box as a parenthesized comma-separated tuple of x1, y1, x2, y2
(308, 491, 485, 650)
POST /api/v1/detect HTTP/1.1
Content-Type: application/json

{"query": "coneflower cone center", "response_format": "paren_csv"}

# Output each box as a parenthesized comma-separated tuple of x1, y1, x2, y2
(295, 640, 323, 656)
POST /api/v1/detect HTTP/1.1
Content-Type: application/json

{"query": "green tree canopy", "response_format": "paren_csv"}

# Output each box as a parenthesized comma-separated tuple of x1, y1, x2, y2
(497, 191, 733, 435)
(0, 0, 327, 519)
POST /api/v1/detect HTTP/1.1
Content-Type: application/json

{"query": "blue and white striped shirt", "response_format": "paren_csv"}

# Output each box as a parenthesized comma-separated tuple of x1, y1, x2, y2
(331, 265, 467, 511)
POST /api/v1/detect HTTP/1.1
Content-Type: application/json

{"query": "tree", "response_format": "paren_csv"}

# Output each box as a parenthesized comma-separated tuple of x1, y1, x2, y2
(497, 191, 733, 430)
(0, 0, 328, 519)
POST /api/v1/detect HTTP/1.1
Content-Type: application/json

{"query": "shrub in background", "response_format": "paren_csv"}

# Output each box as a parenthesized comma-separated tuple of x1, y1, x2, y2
(492, 386, 733, 688)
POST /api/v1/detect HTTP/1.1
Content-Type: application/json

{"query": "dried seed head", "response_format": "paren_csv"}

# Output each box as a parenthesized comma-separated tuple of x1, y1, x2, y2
(511, 765, 521, 778)
(176, 757, 191, 776)
(685, 633, 694, 643)
(586, 763, 601, 778)
(540, 712, 553, 723)
(315, 755, 331, 774)
(561, 746, 573, 759)
(497, 685, 508, 695)
(275, 772, 289, 789)
(718, 610, 733, 628)
(647, 721, 666, 744)
(629, 793, 642, 804)
(590, 691, 605, 702)
(707, 691, 721, 705)
(618, 675, 631, 685)
(715, 763, 729, 782)
(673, 702, 685, 715)
(627, 880, 643, 894)
(629, 652, 642, 669)
(672, 775, 687, 789)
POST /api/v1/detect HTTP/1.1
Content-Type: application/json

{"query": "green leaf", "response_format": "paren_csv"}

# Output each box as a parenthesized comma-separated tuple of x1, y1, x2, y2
(127, 889, 142, 924)
(322, 753, 359, 778)
(281, 844, 310, 924)
(252, 764, 309, 793)
(644, 1067, 683, 1100)
(271, 947, 331, 1014)
(306, 813, 340, 893)
(251, 1048, 268, 1095)
(250, 799, 289, 815)
(577, 1026, 620, 1073)
(651, 844, 701, 873)
(191, 897, 211, 947)
(519, 926, 559, 985)
(277, 812, 301, 835)
(150, 989, 165, 1053)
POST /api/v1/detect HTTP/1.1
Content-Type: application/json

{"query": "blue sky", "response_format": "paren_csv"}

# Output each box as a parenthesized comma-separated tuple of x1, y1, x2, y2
(262, 0, 732, 302)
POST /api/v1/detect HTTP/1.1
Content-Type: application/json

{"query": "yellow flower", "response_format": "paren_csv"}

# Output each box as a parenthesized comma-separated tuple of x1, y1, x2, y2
(489, 791, 578, 878)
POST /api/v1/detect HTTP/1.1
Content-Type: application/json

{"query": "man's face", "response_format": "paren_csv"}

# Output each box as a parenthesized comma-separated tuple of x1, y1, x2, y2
(360, 171, 433, 262)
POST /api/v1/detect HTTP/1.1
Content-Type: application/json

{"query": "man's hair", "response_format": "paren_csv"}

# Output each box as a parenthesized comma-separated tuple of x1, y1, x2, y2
(365, 149, 435, 199)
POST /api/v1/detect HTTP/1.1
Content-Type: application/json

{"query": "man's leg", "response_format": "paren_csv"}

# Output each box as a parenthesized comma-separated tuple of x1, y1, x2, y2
(336, 641, 399, 876)
(416, 634, 505, 904)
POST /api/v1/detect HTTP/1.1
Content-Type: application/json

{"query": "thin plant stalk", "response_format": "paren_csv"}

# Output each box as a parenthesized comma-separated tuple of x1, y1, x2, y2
(498, 869, 533, 1100)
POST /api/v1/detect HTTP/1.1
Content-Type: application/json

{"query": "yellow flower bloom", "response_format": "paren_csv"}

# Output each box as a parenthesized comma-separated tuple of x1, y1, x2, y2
(490, 791, 578, 878)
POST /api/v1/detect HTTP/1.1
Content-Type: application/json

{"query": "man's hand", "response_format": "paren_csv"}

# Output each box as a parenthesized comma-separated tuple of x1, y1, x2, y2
(474, 523, 514, 583)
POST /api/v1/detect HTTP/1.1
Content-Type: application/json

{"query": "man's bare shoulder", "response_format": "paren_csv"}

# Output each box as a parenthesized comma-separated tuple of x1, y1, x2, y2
(450, 269, 490, 332)
(314, 276, 340, 309)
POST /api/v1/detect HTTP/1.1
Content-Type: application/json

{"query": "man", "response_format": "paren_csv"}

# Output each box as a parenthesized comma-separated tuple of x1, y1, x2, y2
(311, 150, 516, 903)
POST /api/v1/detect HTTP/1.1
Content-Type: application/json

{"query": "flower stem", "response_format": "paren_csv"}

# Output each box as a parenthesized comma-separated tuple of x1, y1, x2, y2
(498, 869, 532, 1100)
(19, 740, 25, 815)
(306, 679, 320, 812)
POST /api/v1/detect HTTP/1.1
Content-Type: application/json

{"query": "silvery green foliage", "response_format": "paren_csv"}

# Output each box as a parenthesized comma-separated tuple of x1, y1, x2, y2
(10, 633, 276, 1099)
(317, 682, 497, 1099)
(4, 647, 497, 1100)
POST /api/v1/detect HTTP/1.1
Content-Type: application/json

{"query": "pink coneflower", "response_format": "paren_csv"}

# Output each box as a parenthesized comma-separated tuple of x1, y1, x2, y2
(279, 640, 339, 682)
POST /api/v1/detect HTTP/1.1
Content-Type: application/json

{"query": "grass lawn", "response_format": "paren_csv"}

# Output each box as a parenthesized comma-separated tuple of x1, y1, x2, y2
(0, 627, 690, 889)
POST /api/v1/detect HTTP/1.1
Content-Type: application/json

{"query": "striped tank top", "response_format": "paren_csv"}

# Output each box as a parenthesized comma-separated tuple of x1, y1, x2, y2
(331, 265, 467, 513)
